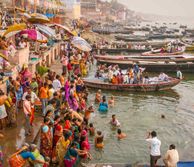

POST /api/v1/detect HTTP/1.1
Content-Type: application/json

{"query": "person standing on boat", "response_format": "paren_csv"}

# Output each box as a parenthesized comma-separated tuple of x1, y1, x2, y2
(176, 69, 183, 80)
(163, 144, 179, 167)
(146, 131, 161, 167)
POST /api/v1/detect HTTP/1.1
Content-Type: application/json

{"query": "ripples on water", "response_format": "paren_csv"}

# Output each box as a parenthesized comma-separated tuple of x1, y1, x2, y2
(87, 77, 194, 164)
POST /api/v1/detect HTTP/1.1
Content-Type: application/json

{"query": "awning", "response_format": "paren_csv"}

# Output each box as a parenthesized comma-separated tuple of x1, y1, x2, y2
(3, 23, 27, 37)
(20, 29, 47, 43)
(28, 13, 50, 24)
(35, 24, 56, 38)
(71, 37, 92, 52)
(50, 23, 74, 36)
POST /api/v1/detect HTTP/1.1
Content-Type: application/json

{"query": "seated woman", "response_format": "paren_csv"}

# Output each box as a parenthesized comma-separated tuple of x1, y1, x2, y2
(29, 144, 46, 167)
(98, 96, 108, 112)
(95, 131, 104, 149)
(117, 129, 127, 140)
(9, 144, 46, 167)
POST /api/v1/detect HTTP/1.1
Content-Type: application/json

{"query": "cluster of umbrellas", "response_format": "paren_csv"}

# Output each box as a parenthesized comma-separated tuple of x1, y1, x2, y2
(0, 12, 92, 61)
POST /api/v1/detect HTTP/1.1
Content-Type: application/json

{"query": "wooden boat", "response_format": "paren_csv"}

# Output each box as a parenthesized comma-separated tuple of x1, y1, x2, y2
(83, 78, 180, 92)
(94, 54, 194, 63)
(115, 35, 148, 42)
(94, 48, 151, 54)
(142, 50, 184, 56)
(177, 161, 194, 167)
(96, 59, 194, 73)
(186, 45, 194, 52)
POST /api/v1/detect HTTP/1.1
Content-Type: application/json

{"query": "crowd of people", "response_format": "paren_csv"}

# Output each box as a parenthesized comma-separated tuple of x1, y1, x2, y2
(95, 64, 174, 85)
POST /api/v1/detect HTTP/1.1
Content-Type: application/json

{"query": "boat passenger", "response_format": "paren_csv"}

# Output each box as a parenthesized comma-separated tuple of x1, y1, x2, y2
(117, 129, 127, 140)
(108, 95, 115, 107)
(98, 96, 108, 112)
(110, 114, 120, 127)
(107, 69, 113, 82)
(112, 74, 118, 84)
(124, 74, 129, 84)
(95, 131, 104, 149)
(158, 72, 169, 81)
(176, 69, 183, 79)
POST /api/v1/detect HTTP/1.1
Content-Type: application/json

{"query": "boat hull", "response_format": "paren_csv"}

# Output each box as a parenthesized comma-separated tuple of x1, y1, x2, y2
(83, 78, 180, 92)
(94, 48, 150, 54)
(142, 51, 184, 56)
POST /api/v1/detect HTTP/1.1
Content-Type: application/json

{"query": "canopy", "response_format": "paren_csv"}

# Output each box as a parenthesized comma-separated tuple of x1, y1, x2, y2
(20, 29, 47, 43)
(22, 13, 31, 19)
(50, 23, 74, 36)
(28, 13, 50, 24)
(0, 53, 8, 61)
(35, 24, 56, 38)
(71, 37, 92, 52)
(3, 23, 27, 37)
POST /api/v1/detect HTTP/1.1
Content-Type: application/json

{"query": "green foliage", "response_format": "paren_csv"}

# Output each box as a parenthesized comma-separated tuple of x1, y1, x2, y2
(37, 66, 48, 76)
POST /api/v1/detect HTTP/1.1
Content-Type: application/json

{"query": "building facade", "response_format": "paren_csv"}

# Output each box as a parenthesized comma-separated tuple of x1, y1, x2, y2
(80, 0, 97, 15)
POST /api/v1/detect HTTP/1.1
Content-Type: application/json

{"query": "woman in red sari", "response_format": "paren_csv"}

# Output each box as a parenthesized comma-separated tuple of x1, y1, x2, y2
(53, 116, 63, 147)
(52, 116, 63, 162)
(40, 117, 53, 160)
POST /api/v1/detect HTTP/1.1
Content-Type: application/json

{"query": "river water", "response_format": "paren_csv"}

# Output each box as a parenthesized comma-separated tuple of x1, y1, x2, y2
(87, 74, 194, 164)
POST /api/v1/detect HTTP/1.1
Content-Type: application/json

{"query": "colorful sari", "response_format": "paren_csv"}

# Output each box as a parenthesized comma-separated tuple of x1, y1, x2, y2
(4, 97, 16, 125)
(56, 136, 70, 166)
(40, 125, 53, 158)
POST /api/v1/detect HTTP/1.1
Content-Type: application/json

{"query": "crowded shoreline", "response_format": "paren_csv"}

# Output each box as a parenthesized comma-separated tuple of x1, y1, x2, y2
(0, 0, 193, 167)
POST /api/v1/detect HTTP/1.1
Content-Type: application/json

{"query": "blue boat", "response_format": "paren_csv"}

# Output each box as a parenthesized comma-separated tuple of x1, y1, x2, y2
(178, 161, 194, 167)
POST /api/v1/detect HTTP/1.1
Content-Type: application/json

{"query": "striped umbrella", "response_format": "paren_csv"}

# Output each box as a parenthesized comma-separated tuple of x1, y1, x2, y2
(71, 37, 92, 52)
(3, 23, 27, 38)
(28, 13, 50, 24)
(20, 29, 47, 43)
(35, 24, 56, 38)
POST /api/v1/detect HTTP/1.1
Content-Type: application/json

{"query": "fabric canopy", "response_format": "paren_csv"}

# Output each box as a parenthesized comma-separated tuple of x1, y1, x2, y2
(50, 23, 74, 36)
(20, 29, 47, 43)
(3, 23, 27, 37)
(28, 13, 50, 24)
(35, 24, 56, 38)
(71, 37, 92, 52)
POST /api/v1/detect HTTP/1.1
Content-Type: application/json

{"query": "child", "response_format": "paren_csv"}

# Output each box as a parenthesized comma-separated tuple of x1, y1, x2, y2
(89, 123, 95, 136)
(117, 129, 126, 140)
(108, 95, 115, 107)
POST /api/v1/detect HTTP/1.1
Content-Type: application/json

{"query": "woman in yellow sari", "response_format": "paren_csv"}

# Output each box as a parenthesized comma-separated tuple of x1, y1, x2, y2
(80, 59, 87, 77)
(56, 132, 71, 167)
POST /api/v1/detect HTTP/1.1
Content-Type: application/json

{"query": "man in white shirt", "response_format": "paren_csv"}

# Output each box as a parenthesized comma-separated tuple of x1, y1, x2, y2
(52, 75, 62, 91)
(22, 87, 39, 106)
(163, 144, 179, 167)
(146, 131, 161, 167)
(176, 70, 183, 80)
